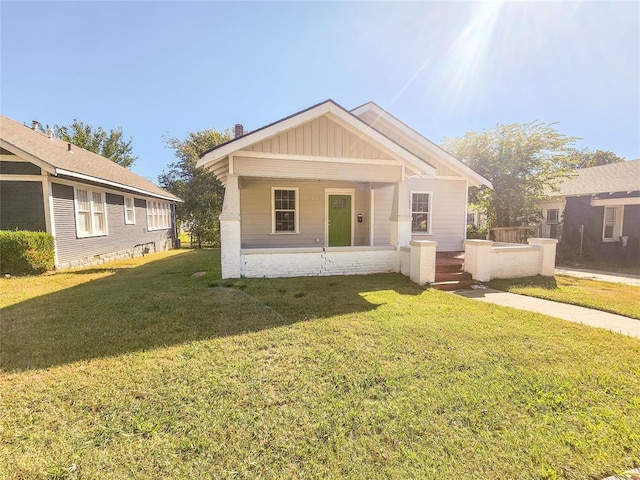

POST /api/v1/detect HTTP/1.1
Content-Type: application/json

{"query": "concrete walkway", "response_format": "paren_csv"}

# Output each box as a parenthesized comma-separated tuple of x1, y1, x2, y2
(455, 288, 640, 339)
(555, 267, 640, 286)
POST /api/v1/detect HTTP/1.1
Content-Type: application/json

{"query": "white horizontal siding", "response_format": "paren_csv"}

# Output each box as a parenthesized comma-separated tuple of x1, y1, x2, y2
(407, 178, 466, 251)
(233, 156, 402, 183)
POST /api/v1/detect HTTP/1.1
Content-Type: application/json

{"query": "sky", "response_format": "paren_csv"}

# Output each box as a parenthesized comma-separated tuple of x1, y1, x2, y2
(1, 1, 639, 183)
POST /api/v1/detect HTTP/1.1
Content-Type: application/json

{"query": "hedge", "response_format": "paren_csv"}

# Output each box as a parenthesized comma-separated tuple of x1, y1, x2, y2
(0, 230, 55, 275)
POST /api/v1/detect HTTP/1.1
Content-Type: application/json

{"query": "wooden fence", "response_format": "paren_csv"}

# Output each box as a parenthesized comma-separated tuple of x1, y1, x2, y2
(488, 226, 541, 244)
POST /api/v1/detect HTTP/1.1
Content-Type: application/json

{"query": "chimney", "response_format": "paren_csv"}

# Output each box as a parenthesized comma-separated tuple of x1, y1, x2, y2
(31, 120, 40, 130)
(67, 143, 72, 152)
(234, 123, 244, 139)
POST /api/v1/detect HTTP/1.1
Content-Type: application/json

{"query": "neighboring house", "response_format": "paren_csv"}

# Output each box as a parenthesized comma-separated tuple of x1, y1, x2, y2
(0, 115, 181, 269)
(540, 159, 640, 263)
(197, 99, 491, 279)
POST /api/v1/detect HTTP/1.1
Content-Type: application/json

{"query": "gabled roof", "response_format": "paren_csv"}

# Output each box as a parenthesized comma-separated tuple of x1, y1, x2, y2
(0, 115, 180, 201)
(350, 102, 492, 188)
(548, 159, 640, 197)
(196, 99, 437, 177)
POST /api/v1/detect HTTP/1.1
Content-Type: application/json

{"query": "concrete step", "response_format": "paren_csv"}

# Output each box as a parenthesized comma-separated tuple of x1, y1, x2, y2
(435, 271, 473, 283)
(435, 263, 465, 274)
(431, 280, 475, 291)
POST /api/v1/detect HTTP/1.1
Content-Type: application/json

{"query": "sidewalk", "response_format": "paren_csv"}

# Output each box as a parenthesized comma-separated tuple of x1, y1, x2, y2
(455, 288, 640, 339)
(554, 267, 640, 286)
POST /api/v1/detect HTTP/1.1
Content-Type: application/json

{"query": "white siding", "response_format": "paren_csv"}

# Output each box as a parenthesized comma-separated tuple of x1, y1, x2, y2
(407, 178, 467, 251)
(373, 184, 394, 245)
(233, 156, 402, 183)
(248, 116, 393, 160)
(240, 179, 372, 248)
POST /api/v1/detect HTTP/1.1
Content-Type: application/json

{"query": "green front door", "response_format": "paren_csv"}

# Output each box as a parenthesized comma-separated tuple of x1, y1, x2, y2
(328, 194, 352, 246)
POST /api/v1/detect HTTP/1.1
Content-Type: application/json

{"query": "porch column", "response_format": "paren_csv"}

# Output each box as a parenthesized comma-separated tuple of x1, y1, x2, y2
(410, 240, 438, 285)
(527, 238, 558, 276)
(219, 174, 241, 279)
(391, 180, 412, 247)
(464, 239, 493, 282)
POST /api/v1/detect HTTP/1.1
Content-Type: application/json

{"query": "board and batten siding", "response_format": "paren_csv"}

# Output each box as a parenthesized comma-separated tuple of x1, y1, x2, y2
(52, 182, 175, 268)
(240, 179, 374, 248)
(0, 180, 46, 231)
(407, 178, 467, 251)
(247, 116, 394, 160)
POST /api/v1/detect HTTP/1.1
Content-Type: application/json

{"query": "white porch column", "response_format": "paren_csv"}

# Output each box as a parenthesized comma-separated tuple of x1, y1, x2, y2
(219, 174, 241, 279)
(410, 240, 438, 285)
(391, 180, 412, 247)
(527, 238, 558, 276)
(464, 239, 493, 282)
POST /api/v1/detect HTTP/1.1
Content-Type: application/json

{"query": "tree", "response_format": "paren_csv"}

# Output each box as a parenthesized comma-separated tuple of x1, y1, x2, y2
(443, 122, 578, 228)
(567, 149, 625, 169)
(52, 119, 137, 168)
(159, 128, 233, 247)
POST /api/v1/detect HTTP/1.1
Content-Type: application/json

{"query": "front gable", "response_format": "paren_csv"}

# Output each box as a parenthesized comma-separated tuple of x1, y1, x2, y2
(198, 100, 437, 185)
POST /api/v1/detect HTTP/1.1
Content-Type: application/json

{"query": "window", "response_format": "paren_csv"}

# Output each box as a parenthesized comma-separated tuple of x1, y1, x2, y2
(146, 200, 172, 230)
(603, 206, 619, 241)
(411, 192, 431, 233)
(272, 188, 298, 233)
(124, 196, 135, 224)
(546, 208, 559, 224)
(466, 212, 476, 226)
(74, 188, 107, 237)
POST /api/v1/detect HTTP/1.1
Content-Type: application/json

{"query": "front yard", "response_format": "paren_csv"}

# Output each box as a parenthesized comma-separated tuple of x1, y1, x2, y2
(489, 275, 640, 320)
(1, 249, 639, 479)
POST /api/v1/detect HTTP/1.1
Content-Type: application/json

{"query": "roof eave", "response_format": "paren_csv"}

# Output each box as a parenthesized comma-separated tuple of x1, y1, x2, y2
(351, 102, 493, 189)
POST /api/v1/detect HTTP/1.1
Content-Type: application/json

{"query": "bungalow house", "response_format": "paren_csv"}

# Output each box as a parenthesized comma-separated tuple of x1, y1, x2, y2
(539, 159, 640, 264)
(0, 115, 181, 269)
(197, 99, 492, 280)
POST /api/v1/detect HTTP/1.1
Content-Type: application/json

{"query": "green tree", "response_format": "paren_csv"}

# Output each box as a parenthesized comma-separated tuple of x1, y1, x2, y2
(443, 122, 578, 228)
(159, 128, 233, 248)
(53, 119, 137, 168)
(567, 148, 625, 169)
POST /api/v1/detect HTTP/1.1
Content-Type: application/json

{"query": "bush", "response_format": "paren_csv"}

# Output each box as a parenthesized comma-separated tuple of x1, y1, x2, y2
(466, 224, 488, 240)
(0, 230, 54, 275)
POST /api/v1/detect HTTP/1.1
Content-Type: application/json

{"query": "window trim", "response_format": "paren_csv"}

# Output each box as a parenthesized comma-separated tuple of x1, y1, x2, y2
(411, 191, 432, 234)
(546, 208, 560, 225)
(146, 200, 172, 231)
(602, 206, 623, 242)
(271, 187, 299, 234)
(74, 187, 108, 238)
(124, 196, 136, 225)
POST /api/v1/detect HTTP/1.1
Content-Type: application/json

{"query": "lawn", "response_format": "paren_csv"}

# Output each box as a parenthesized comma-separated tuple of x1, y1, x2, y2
(1, 249, 639, 479)
(489, 275, 640, 320)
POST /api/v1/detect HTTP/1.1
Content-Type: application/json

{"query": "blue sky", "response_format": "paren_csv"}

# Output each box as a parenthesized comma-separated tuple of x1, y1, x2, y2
(2, 1, 638, 182)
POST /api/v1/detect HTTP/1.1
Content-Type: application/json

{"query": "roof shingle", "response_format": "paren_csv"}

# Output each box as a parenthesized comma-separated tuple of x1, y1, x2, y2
(0, 115, 179, 201)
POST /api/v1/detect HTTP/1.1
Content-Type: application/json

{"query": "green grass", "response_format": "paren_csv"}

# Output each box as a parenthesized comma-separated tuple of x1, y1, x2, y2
(2, 249, 639, 479)
(489, 275, 640, 320)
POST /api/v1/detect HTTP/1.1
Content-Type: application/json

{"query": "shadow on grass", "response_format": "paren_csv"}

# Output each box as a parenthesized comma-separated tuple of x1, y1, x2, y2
(1, 249, 425, 372)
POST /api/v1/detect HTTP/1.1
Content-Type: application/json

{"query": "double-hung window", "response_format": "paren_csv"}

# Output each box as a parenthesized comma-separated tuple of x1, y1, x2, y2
(75, 188, 107, 237)
(411, 192, 431, 233)
(546, 208, 559, 224)
(602, 206, 620, 241)
(272, 188, 298, 233)
(124, 196, 136, 224)
(147, 200, 171, 230)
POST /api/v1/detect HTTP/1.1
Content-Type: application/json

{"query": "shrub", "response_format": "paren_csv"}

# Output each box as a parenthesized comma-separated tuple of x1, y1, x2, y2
(0, 230, 54, 275)
(466, 224, 488, 240)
